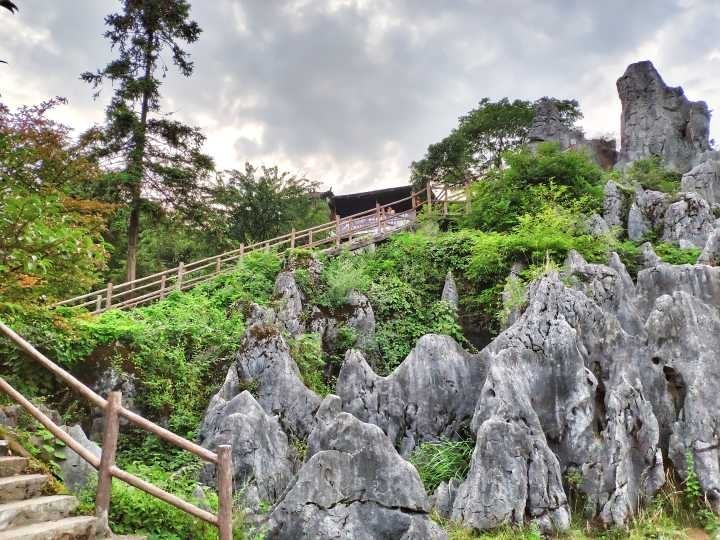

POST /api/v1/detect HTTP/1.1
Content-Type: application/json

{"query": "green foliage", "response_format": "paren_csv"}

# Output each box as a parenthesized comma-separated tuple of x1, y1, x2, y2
(410, 438, 474, 493)
(615, 156, 682, 193)
(654, 243, 700, 265)
(318, 256, 372, 308)
(289, 333, 330, 396)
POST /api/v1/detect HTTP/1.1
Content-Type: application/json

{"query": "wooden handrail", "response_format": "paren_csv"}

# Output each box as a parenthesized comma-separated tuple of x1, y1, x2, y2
(0, 323, 233, 537)
(54, 183, 467, 314)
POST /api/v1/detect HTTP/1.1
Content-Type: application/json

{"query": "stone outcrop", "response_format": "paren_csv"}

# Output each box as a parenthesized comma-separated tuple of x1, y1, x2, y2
(627, 187, 669, 242)
(617, 60, 712, 173)
(603, 181, 628, 230)
(661, 192, 714, 248)
(699, 227, 720, 266)
(345, 290, 376, 352)
(681, 160, 720, 206)
(60, 425, 101, 493)
(440, 271, 459, 309)
(529, 98, 617, 169)
(199, 391, 294, 505)
(274, 271, 305, 337)
(337, 335, 484, 456)
(200, 305, 321, 440)
(267, 396, 447, 539)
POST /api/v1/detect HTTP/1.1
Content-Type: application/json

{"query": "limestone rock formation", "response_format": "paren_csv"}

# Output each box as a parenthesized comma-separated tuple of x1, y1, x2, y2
(699, 227, 720, 265)
(640, 242, 662, 269)
(200, 307, 321, 440)
(199, 391, 294, 505)
(681, 160, 720, 206)
(274, 271, 305, 336)
(89, 368, 141, 441)
(661, 192, 714, 248)
(627, 187, 669, 242)
(268, 396, 446, 539)
(345, 290, 377, 352)
(337, 335, 484, 456)
(60, 425, 101, 493)
(603, 181, 628, 230)
(617, 60, 712, 173)
(440, 270, 459, 309)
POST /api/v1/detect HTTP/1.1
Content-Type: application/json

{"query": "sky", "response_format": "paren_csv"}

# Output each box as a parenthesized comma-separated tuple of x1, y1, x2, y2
(1, 0, 718, 195)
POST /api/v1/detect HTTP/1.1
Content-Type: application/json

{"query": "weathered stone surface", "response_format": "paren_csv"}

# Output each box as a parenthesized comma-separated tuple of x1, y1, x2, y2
(89, 368, 140, 441)
(636, 264, 720, 319)
(661, 192, 714, 248)
(199, 391, 293, 504)
(430, 479, 460, 520)
(337, 335, 485, 456)
(345, 290, 376, 353)
(586, 214, 610, 237)
(441, 271, 459, 309)
(645, 291, 720, 510)
(681, 160, 720, 206)
(640, 242, 662, 269)
(699, 227, 720, 266)
(268, 400, 446, 539)
(59, 425, 100, 494)
(500, 262, 526, 329)
(627, 187, 669, 242)
(603, 181, 628, 230)
(617, 60, 712, 173)
(200, 315, 321, 441)
(274, 272, 305, 336)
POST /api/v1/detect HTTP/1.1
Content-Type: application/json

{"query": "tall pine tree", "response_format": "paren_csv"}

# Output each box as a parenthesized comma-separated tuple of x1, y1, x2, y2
(82, 0, 213, 282)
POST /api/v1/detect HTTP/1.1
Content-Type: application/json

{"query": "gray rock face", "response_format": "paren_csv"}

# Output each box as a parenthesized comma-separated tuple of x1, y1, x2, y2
(661, 192, 714, 248)
(627, 187, 669, 242)
(199, 391, 294, 504)
(699, 227, 720, 265)
(268, 399, 446, 540)
(345, 290, 376, 352)
(681, 160, 720, 206)
(274, 272, 305, 336)
(337, 335, 485, 456)
(586, 214, 610, 237)
(640, 242, 662, 269)
(60, 425, 101, 493)
(603, 181, 628, 230)
(441, 271, 459, 309)
(89, 368, 140, 441)
(617, 60, 711, 173)
(200, 314, 321, 440)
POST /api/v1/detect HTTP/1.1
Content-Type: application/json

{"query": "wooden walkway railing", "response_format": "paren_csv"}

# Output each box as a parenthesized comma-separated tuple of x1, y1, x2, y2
(0, 321, 234, 539)
(54, 183, 470, 314)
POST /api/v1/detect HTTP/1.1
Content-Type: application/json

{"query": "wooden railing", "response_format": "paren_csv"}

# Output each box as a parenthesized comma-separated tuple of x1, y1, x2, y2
(0, 321, 234, 539)
(54, 183, 470, 314)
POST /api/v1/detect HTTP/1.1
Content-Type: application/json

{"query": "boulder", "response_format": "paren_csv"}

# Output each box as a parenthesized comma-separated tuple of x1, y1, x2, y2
(199, 391, 294, 504)
(616, 60, 712, 173)
(89, 368, 141, 441)
(586, 214, 610, 237)
(337, 335, 485, 456)
(60, 425, 101, 493)
(268, 397, 446, 539)
(661, 192, 714, 248)
(681, 160, 720, 206)
(698, 227, 720, 266)
(274, 272, 305, 337)
(627, 187, 669, 242)
(603, 181, 627, 230)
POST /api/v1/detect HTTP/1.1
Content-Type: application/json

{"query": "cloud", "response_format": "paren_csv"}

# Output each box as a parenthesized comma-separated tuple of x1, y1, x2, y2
(0, 0, 717, 193)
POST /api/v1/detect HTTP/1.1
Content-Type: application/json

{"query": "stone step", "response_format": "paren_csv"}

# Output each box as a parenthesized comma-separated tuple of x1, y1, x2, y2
(0, 516, 96, 540)
(0, 475, 47, 504)
(0, 496, 78, 532)
(0, 457, 28, 478)
(0, 441, 8, 457)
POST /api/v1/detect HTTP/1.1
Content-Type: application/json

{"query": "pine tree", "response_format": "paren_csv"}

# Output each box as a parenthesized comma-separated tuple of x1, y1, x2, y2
(82, 0, 213, 282)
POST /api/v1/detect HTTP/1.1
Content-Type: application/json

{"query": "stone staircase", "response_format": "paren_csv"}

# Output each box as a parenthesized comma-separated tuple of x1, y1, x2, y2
(0, 437, 97, 539)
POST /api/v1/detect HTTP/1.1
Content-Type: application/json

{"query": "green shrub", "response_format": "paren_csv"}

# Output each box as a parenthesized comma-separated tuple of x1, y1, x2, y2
(288, 333, 330, 396)
(617, 156, 682, 193)
(318, 256, 371, 308)
(654, 243, 700, 265)
(410, 438, 474, 493)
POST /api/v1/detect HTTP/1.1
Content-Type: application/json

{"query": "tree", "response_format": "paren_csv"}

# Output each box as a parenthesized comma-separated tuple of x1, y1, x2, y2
(0, 100, 112, 303)
(212, 163, 330, 244)
(81, 0, 213, 282)
(411, 97, 582, 189)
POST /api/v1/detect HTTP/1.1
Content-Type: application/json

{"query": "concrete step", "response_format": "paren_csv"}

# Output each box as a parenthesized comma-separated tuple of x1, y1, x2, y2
(0, 516, 96, 540)
(0, 457, 28, 478)
(0, 475, 47, 504)
(0, 496, 78, 532)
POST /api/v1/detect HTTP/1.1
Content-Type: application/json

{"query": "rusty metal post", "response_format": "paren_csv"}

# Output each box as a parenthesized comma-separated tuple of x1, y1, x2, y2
(217, 445, 233, 540)
(96, 391, 121, 537)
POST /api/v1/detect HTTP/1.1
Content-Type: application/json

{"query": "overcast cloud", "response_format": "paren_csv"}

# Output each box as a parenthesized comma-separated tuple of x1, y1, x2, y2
(1, 0, 718, 194)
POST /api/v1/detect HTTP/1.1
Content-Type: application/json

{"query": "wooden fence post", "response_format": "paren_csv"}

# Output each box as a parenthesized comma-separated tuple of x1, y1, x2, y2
(426, 183, 432, 212)
(159, 274, 166, 299)
(308, 229, 313, 248)
(335, 216, 341, 247)
(95, 295, 102, 313)
(290, 228, 296, 249)
(176, 262, 185, 291)
(105, 283, 113, 310)
(217, 445, 233, 540)
(376, 203, 383, 234)
(465, 182, 471, 214)
(215, 256, 222, 274)
(96, 391, 121, 537)
(443, 188, 449, 216)
(240, 243, 245, 258)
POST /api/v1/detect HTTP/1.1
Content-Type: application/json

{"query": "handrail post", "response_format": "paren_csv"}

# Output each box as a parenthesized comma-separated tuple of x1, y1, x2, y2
(105, 283, 113, 310)
(465, 181, 471, 214)
(443, 187, 449, 216)
(290, 228, 296, 249)
(376, 203, 383, 234)
(95, 295, 102, 313)
(96, 391, 121, 537)
(308, 229, 313, 247)
(239, 243, 245, 258)
(426, 183, 432, 212)
(335, 216, 341, 247)
(176, 262, 185, 291)
(159, 274, 166, 299)
(215, 256, 222, 275)
(217, 445, 233, 540)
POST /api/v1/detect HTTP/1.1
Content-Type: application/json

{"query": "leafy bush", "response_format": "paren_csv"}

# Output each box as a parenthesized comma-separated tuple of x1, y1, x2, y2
(654, 243, 700, 265)
(318, 256, 371, 308)
(617, 156, 682, 193)
(289, 333, 330, 396)
(410, 438, 474, 493)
